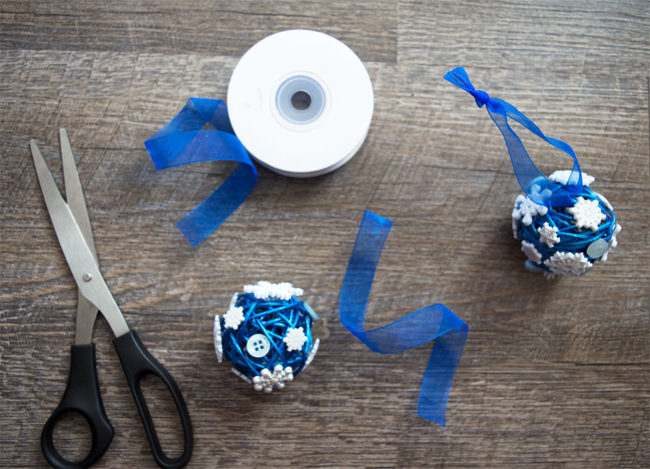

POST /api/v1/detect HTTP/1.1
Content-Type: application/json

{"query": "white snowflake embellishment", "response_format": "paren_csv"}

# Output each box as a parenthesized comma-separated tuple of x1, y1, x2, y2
(601, 224, 622, 262)
(512, 217, 519, 239)
(537, 222, 560, 248)
(223, 305, 244, 330)
(214, 315, 223, 362)
(243, 281, 304, 301)
(252, 364, 294, 392)
(521, 240, 543, 264)
(610, 223, 621, 249)
(548, 170, 595, 187)
(544, 251, 592, 277)
(567, 197, 605, 231)
(283, 327, 307, 351)
(512, 194, 548, 226)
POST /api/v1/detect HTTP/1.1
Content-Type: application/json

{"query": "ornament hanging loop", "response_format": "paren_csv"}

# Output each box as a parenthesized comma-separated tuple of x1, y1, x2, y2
(444, 67, 583, 208)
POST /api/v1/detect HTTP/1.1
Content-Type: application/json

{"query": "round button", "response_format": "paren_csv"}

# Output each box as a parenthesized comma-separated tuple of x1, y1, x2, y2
(586, 238, 609, 259)
(246, 334, 271, 358)
(524, 260, 544, 273)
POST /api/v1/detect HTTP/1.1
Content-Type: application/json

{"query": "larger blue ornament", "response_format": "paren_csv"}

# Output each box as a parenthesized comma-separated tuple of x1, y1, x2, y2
(444, 67, 621, 278)
(213, 281, 319, 392)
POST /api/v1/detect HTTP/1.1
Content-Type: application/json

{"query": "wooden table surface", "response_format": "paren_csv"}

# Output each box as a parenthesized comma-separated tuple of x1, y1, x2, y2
(1, 1, 648, 467)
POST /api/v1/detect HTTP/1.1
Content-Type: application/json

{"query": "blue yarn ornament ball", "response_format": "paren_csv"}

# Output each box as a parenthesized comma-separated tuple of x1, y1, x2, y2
(213, 281, 320, 392)
(512, 171, 621, 278)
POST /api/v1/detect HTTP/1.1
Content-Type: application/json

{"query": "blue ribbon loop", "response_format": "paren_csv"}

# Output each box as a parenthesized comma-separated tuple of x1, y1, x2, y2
(145, 98, 258, 245)
(444, 67, 582, 207)
(340, 210, 468, 425)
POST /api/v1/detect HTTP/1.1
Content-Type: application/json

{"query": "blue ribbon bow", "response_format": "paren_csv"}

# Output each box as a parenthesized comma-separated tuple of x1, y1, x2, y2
(340, 210, 468, 425)
(145, 98, 257, 245)
(444, 67, 582, 207)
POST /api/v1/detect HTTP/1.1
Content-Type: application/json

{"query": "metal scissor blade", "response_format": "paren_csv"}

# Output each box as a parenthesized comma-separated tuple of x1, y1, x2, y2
(61, 128, 98, 261)
(30, 139, 129, 338)
(59, 128, 100, 344)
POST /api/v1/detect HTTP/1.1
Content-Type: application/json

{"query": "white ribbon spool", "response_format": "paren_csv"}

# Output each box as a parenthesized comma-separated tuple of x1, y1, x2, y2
(227, 29, 374, 178)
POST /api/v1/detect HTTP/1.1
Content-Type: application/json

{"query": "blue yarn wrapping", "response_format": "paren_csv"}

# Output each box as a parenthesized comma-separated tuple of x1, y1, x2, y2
(515, 181, 617, 276)
(221, 293, 315, 380)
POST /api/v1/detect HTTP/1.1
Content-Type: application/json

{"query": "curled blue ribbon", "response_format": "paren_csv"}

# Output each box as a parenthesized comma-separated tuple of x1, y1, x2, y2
(444, 67, 582, 207)
(340, 210, 468, 425)
(145, 98, 257, 245)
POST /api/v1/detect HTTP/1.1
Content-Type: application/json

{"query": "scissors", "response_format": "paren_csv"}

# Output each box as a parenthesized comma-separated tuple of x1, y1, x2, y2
(30, 129, 193, 469)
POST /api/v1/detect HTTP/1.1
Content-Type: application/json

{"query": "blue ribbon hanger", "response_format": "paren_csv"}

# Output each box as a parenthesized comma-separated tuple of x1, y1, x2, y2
(444, 67, 582, 207)
(340, 210, 468, 425)
(145, 98, 257, 246)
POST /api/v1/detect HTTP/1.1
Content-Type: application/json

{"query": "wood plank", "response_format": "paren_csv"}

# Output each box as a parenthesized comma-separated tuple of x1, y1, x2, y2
(0, 0, 397, 63)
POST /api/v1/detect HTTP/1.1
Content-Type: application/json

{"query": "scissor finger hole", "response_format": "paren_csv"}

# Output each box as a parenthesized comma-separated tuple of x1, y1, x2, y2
(52, 410, 93, 463)
(140, 373, 185, 458)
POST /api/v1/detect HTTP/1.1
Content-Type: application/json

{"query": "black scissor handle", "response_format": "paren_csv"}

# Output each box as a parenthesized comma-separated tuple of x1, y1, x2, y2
(41, 344, 115, 469)
(113, 330, 193, 469)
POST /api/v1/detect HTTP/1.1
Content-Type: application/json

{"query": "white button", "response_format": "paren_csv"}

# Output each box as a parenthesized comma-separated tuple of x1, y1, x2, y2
(586, 238, 609, 259)
(246, 334, 271, 358)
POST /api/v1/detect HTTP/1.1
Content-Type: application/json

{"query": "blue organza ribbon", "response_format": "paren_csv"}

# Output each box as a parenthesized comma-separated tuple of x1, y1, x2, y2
(340, 210, 468, 425)
(444, 67, 582, 207)
(145, 98, 257, 245)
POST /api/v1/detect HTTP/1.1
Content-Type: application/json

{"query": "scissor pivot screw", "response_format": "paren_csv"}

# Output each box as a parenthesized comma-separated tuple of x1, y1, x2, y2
(83, 273, 93, 282)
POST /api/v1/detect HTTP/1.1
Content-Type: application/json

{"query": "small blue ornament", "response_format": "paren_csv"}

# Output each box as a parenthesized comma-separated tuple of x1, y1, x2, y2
(213, 281, 319, 392)
(513, 172, 621, 277)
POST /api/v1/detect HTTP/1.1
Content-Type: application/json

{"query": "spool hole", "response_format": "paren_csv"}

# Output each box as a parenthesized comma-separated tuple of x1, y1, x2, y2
(291, 91, 311, 110)
(275, 75, 325, 125)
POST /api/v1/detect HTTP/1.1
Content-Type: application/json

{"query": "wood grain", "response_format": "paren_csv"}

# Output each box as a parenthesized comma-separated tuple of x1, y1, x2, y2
(1, 1, 648, 468)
